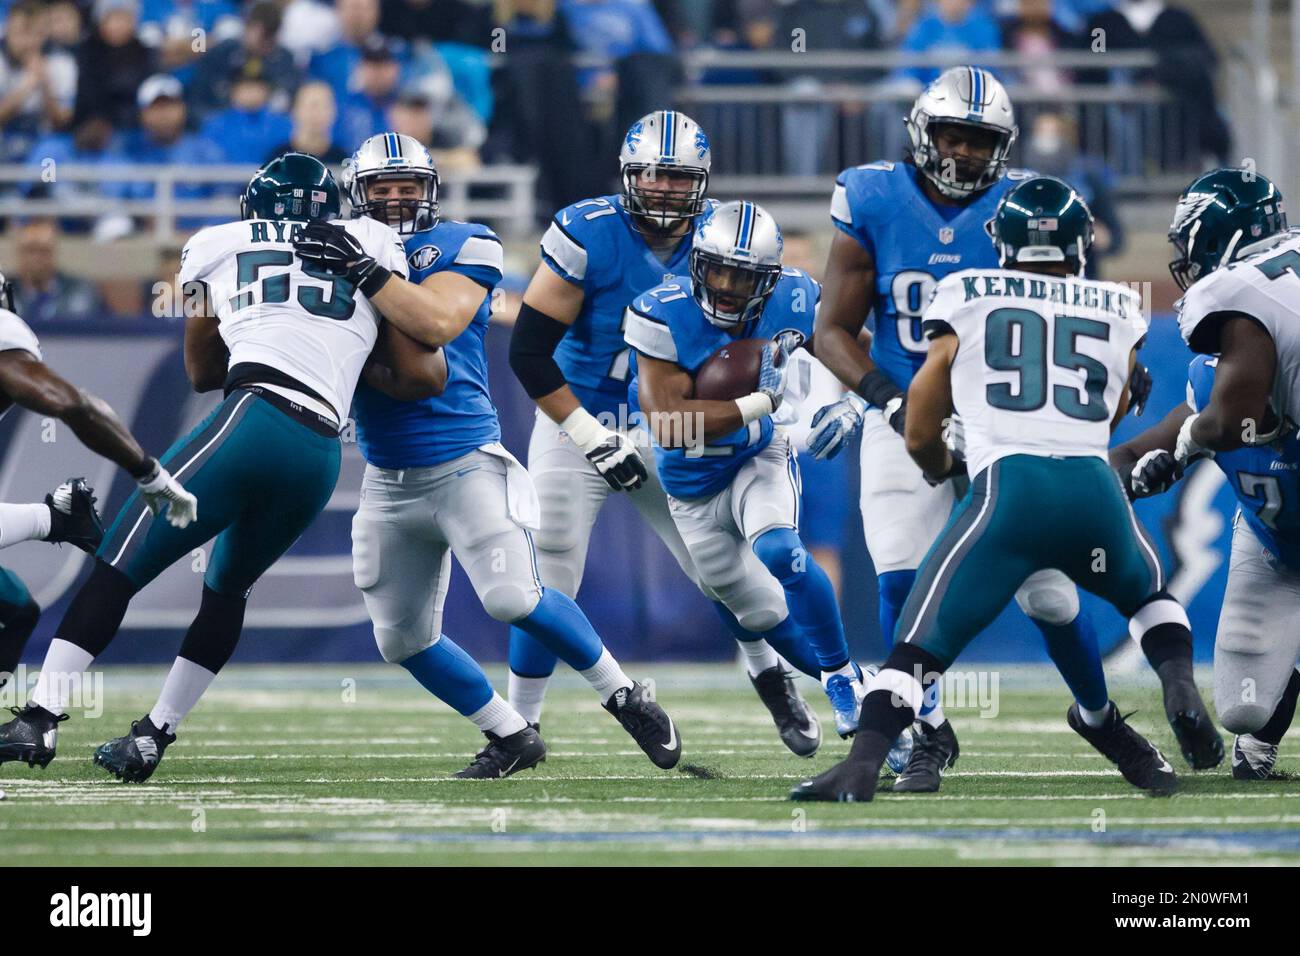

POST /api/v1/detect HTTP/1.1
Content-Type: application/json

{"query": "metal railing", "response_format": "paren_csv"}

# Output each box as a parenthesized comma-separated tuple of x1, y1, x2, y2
(0, 163, 538, 242)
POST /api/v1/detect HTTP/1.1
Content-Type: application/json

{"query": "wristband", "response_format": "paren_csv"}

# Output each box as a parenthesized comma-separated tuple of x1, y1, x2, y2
(736, 392, 775, 425)
(560, 406, 609, 454)
(356, 263, 393, 298)
(855, 368, 904, 409)
(138, 464, 170, 493)
(132, 456, 160, 483)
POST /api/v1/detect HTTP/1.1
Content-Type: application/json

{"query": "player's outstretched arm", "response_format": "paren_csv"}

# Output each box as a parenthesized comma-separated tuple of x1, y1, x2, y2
(1187, 314, 1276, 455)
(1110, 400, 1192, 500)
(363, 322, 448, 401)
(903, 334, 957, 481)
(508, 264, 586, 424)
(370, 269, 484, 349)
(184, 307, 229, 393)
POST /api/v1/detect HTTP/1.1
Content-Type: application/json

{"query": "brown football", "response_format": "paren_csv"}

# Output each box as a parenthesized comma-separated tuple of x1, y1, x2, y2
(693, 337, 771, 401)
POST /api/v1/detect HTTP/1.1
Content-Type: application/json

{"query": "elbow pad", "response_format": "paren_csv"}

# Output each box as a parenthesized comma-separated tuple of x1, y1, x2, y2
(510, 302, 572, 399)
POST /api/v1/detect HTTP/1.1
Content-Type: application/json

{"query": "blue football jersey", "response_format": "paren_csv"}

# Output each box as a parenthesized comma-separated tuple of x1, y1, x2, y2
(625, 269, 821, 498)
(353, 219, 504, 469)
(1188, 354, 1300, 570)
(540, 194, 715, 420)
(830, 161, 1030, 389)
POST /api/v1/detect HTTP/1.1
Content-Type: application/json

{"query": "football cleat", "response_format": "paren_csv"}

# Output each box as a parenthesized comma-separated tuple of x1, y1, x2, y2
(92, 714, 176, 783)
(44, 478, 104, 554)
(0, 703, 67, 768)
(789, 742, 887, 802)
(603, 681, 681, 770)
(1068, 702, 1177, 793)
(454, 726, 547, 779)
(862, 665, 915, 773)
(1232, 734, 1288, 781)
(750, 664, 821, 757)
(891, 719, 959, 793)
(823, 666, 865, 738)
(1167, 707, 1225, 770)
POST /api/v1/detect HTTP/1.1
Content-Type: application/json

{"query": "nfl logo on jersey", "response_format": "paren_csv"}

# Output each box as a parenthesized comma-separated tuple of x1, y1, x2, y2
(939, 227, 954, 244)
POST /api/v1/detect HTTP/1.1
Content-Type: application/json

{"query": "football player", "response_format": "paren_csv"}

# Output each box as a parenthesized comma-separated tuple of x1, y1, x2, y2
(626, 201, 866, 738)
(507, 111, 822, 756)
(794, 177, 1186, 802)
(0, 153, 441, 780)
(806, 66, 1217, 791)
(1113, 168, 1298, 780)
(0, 270, 192, 693)
(342, 132, 680, 777)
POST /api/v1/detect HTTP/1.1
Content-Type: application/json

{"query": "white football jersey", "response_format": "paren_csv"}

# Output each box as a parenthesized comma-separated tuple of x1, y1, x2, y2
(1177, 229, 1300, 425)
(922, 268, 1147, 478)
(179, 216, 408, 421)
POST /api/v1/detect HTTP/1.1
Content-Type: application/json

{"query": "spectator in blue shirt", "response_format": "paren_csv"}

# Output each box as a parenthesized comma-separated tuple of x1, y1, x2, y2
(308, 0, 407, 103)
(138, 0, 242, 74)
(26, 114, 131, 207)
(557, 0, 674, 93)
(332, 37, 402, 149)
(198, 59, 293, 166)
(897, 0, 1002, 85)
(189, 2, 300, 121)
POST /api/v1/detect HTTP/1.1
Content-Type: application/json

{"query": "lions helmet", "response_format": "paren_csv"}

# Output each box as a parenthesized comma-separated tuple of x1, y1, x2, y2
(620, 110, 711, 235)
(689, 200, 783, 328)
(986, 175, 1094, 276)
(344, 132, 439, 234)
(1168, 167, 1287, 290)
(906, 66, 1017, 200)
(241, 152, 340, 221)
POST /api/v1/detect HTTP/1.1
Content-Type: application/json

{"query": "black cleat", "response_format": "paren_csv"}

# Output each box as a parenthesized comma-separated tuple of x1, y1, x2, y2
(0, 703, 66, 768)
(1068, 702, 1177, 793)
(789, 746, 885, 802)
(750, 665, 821, 758)
(603, 681, 681, 770)
(891, 719, 959, 793)
(453, 726, 547, 779)
(1157, 667, 1224, 769)
(1232, 734, 1289, 781)
(92, 714, 175, 783)
(44, 478, 104, 554)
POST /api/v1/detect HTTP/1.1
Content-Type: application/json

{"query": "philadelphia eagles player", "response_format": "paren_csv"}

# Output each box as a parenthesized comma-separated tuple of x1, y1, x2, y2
(343, 132, 681, 777)
(0, 153, 444, 780)
(794, 177, 1187, 801)
(1115, 168, 1298, 780)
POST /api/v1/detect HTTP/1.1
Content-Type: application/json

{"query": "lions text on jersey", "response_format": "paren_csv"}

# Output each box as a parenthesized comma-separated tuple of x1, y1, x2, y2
(352, 220, 505, 469)
(540, 194, 716, 419)
(831, 160, 1029, 389)
(1188, 354, 1300, 570)
(922, 268, 1147, 479)
(625, 268, 821, 498)
(179, 215, 409, 423)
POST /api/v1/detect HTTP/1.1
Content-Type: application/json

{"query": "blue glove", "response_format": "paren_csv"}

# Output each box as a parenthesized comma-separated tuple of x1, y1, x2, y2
(757, 341, 790, 411)
(808, 393, 868, 460)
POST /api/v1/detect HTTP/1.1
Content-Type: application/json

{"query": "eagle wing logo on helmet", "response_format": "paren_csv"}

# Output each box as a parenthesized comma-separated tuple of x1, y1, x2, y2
(1170, 191, 1218, 235)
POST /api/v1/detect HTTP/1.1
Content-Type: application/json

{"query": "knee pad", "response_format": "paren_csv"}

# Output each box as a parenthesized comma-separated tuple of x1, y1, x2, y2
(753, 528, 806, 587)
(374, 625, 437, 665)
(481, 582, 541, 624)
(533, 470, 586, 556)
(732, 588, 788, 634)
(1217, 701, 1270, 736)
(1015, 571, 1080, 626)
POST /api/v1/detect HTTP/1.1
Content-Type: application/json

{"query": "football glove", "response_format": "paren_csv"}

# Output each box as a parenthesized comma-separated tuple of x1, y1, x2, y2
(1125, 449, 1182, 499)
(757, 341, 791, 411)
(292, 220, 392, 297)
(137, 460, 198, 528)
(922, 455, 968, 487)
(882, 395, 906, 435)
(943, 413, 966, 461)
(808, 393, 867, 461)
(561, 408, 647, 492)
(1175, 412, 1214, 468)
(1128, 362, 1153, 417)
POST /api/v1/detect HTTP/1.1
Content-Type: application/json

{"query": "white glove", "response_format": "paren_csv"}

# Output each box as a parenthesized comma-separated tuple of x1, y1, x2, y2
(560, 408, 647, 492)
(137, 461, 198, 528)
(808, 394, 867, 461)
(1174, 412, 1213, 468)
(943, 413, 966, 461)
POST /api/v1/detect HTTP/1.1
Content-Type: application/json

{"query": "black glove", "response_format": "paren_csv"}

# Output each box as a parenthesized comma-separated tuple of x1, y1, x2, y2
(292, 220, 392, 297)
(585, 432, 648, 492)
(1127, 362, 1153, 417)
(923, 454, 967, 487)
(1123, 449, 1182, 500)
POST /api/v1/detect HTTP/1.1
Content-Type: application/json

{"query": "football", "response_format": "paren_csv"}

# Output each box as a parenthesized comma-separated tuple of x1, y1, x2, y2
(693, 336, 770, 400)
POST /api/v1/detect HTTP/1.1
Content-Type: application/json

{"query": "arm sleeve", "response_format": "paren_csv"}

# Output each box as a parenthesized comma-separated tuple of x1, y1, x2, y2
(509, 301, 572, 399)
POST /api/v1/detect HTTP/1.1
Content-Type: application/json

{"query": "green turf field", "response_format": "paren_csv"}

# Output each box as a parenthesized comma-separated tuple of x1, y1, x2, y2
(2, 663, 1297, 866)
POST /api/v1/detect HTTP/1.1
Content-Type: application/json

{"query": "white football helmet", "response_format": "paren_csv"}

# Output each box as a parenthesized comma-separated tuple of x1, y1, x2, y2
(620, 109, 711, 235)
(905, 66, 1018, 199)
(343, 132, 439, 234)
(689, 200, 783, 328)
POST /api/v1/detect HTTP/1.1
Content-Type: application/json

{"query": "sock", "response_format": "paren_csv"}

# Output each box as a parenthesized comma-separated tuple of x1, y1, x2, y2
(752, 528, 849, 670)
(0, 502, 50, 548)
(467, 692, 529, 738)
(711, 600, 821, 677)
(401, 635, 494, 716)
(578, 647, 633, 700)
(1256, 669, 1300, 745)
(737, 637, 780, 676)
(508, 671, 550, 726)
(1037, 613, 1109, 712)
(0, 594, 40, 681)
(513, 588, 603, 671)
(877, 569, 916, 646)
(917, 679, 947, 729)
(149, 657, 217, 733)
(1080, 701, 1112, 728)
(29, 638, 94, 715)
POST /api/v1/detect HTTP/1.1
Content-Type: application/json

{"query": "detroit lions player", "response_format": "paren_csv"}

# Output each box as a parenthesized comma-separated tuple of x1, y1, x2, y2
(626, 201, 866, 737)
(507, 111, 822, 756)
(1115, 168, 1300, 780)
(344, 133, 681, 776)
(806, 66, 1216, 790)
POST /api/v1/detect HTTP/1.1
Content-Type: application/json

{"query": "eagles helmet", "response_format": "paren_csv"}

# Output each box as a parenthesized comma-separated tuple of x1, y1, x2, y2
(1168, 167, 1288, 290)
(906, 66, 1018, 200)
(344, 132, 439, 234)
(620, 110, 711, 235)
(241, 152, 340, 221)
(689, 200, 783, 328)
(986, 175, 1094, 276)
